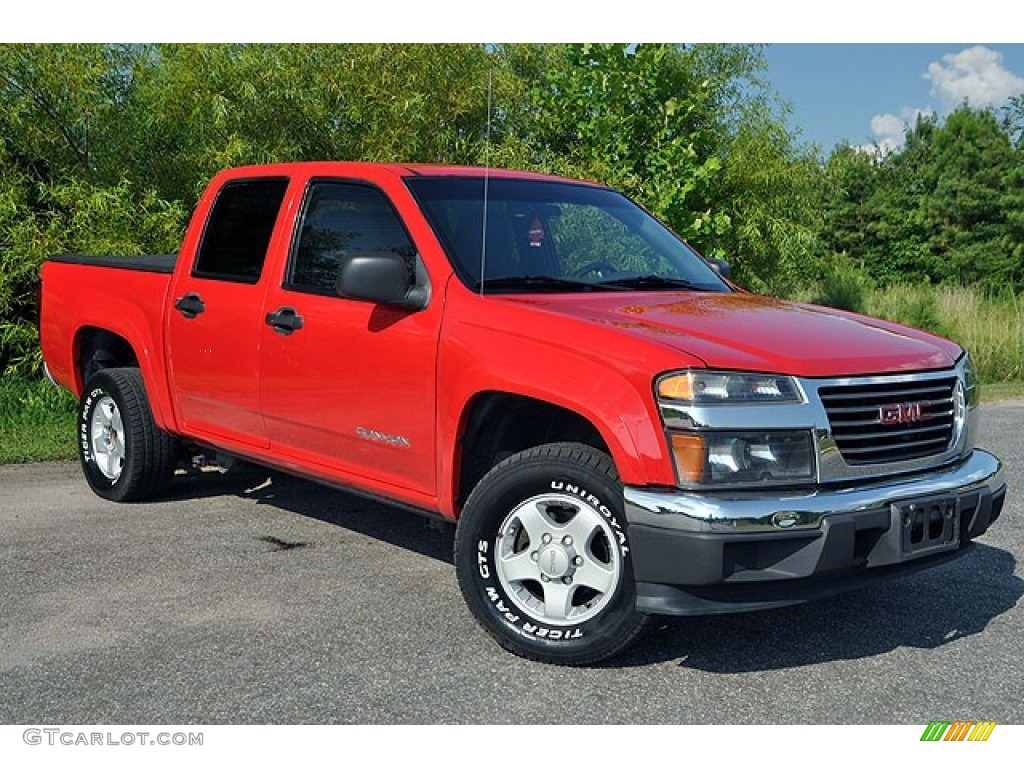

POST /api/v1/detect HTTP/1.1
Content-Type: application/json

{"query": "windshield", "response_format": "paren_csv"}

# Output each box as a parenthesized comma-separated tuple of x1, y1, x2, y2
(405, 176, 731, 294)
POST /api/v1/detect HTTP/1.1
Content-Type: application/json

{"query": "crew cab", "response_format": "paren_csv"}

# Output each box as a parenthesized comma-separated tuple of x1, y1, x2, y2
(39, 162, 1007, 664)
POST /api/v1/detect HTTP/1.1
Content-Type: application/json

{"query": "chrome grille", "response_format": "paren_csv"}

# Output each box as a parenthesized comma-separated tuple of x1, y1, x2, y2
(819, 376, 958, 465)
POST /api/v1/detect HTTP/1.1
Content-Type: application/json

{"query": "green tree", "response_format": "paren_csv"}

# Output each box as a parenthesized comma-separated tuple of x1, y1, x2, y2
(114, 44, 502, 204)
(1002, 93, 1024, 148)
(504, 43, 824, 289)
(515, 44, 732, 243)
(0, 45, 186, 375)
(818, 106, 1024, 292)
(0, 44, 141, 184)
(712, 101, 824, 292)
(922, 107, 1021, 287)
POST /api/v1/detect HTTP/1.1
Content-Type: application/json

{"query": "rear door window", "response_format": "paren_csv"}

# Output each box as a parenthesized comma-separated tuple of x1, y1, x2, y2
(193, 178, 289, 282)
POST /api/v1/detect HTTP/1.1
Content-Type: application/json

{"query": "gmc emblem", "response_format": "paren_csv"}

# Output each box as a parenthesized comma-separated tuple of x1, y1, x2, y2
(879, 401, 933, 425)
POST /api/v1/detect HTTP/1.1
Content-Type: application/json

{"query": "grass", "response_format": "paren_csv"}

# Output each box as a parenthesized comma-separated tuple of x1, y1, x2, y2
(981, 380, 1024, 402)
(0, 376, 78, 463)
(797, 276, 1024, 385)
(864, 285, 1023, 385)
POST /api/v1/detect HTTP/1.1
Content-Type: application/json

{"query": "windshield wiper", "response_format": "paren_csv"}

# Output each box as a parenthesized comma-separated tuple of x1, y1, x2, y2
(475, 275, 626, 293)
(595, 274, 712, 291)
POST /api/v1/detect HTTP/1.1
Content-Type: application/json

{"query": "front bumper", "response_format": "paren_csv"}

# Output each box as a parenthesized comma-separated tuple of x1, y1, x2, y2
(623, 449, 1006, 616)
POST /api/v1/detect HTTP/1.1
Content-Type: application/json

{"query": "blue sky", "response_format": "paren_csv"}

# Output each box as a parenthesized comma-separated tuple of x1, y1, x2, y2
(764, 44, 1024, 153)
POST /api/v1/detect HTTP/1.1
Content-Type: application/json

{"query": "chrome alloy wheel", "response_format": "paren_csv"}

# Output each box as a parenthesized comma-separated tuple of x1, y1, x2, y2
(494, 493, 622, 626)
(89, 395, 125, 481)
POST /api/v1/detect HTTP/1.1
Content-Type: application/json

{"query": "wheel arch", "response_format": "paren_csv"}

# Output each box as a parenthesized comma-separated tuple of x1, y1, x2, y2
(76, 327, 139, 387)
(450, 391, 638, 519)
(74, 325, 177, 434)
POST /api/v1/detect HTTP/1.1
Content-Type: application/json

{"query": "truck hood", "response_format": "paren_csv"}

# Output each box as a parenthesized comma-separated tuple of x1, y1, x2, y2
(502, 292, 961, 377)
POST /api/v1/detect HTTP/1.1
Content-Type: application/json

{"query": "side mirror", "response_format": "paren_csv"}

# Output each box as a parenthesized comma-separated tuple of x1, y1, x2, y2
(707, 257, 731, 280)
(336, 252, 428, 310)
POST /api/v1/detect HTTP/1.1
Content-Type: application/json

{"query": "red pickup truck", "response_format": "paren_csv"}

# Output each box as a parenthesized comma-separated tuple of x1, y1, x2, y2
(40, 162, 1006, 665)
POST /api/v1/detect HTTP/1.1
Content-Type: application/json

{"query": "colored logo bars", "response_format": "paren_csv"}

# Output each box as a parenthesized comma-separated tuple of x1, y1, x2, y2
(921, 721, 997, 742)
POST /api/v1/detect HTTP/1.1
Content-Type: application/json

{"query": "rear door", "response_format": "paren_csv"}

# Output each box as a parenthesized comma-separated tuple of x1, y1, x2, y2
(166, 177, 290, 448)
(258, 178, 441, 497)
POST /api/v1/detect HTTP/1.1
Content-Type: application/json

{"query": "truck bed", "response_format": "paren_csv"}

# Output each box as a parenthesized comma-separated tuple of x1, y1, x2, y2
(48, 254, 178, 274)
(39, 254, 177, 416)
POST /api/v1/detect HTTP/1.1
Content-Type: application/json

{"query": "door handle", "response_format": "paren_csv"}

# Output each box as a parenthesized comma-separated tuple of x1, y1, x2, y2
(265, 306, 304, 335)
(174, 293, 206, 319)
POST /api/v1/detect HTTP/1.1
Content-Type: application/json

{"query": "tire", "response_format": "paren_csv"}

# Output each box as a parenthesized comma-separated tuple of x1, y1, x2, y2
(455, 442, 650, 665)
(78, 367, 177, 502)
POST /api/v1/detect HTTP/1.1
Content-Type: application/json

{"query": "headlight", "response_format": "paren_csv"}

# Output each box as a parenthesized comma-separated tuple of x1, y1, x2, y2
(657, 370, 802, 404)
(669, 430, 815, 487)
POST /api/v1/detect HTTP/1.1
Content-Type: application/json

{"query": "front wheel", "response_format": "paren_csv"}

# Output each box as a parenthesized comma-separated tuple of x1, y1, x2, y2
(78, 367, 177, 502)
(455, 442, 650, 665)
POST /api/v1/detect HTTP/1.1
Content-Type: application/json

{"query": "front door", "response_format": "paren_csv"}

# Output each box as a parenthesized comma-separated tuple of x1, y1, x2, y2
(258, 180, 440, 496)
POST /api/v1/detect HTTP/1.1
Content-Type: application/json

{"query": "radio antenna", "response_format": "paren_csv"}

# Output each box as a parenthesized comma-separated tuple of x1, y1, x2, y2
(479, 69, 493, 296)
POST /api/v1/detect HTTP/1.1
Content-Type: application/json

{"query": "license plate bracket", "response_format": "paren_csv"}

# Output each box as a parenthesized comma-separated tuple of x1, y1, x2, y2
(895, 495, 960, 559)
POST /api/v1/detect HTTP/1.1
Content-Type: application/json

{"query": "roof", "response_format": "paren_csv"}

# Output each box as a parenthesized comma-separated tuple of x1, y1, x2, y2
(212, 161, 604, 187)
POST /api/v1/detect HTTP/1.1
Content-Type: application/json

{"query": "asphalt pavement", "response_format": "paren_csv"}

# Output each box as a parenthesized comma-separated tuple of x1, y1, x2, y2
(1, 404, 1021, 724)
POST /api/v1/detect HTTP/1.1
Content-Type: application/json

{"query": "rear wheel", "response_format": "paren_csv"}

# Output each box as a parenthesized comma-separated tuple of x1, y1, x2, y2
(78, 367, 176, 502)
(455, 442, 650, 665)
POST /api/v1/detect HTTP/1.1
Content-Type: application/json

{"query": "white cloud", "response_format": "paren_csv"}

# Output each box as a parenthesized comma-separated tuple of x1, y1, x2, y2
(857, 46, 1024, 155)
(858, 106, 935, 155)
(868, 114, 907, 154)
(925, 45, 1024, 109)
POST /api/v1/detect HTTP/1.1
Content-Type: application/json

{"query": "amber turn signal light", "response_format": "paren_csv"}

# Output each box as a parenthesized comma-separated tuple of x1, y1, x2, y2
(670, 433, 705, 484)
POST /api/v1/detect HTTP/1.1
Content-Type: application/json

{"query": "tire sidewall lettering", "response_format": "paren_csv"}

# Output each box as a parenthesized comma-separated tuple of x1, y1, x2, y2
(78, 385, 118, 491)
(549, 479, 630, 558)
(80, 389, 103, 464)
(476, 539, 490, 579)
(475, 526, 593, 642)
(483, 583, 583, 641)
